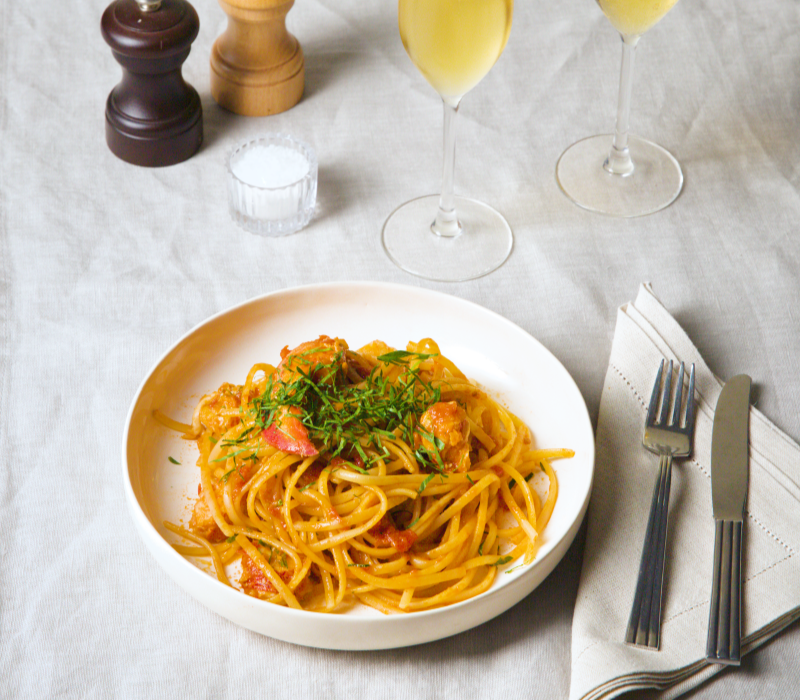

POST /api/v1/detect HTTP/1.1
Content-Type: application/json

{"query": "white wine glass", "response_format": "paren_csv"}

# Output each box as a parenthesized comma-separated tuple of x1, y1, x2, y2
(383, 0, 514, 282)
(556, 0, 683, 217)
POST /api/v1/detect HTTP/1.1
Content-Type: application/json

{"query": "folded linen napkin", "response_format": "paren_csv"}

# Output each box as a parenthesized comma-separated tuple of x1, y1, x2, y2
(569, 284, 800, 700)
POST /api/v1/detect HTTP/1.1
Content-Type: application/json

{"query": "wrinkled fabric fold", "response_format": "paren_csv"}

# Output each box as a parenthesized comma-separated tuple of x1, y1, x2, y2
(570, 283, 800, 700)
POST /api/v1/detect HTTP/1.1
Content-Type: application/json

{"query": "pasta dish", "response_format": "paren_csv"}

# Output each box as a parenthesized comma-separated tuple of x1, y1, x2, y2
(158, 336, 572, 614)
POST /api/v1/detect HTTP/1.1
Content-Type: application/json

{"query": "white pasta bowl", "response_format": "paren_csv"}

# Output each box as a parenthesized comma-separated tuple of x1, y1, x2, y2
(123, 282, 595, 649)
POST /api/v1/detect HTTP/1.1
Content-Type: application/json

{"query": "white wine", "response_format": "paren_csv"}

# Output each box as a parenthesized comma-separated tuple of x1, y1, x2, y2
(399, 0, 513, 101)
(597, 0, 679, 36)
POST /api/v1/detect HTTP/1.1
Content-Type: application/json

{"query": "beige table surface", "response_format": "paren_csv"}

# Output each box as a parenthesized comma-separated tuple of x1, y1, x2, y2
(1, 0, 798, 697)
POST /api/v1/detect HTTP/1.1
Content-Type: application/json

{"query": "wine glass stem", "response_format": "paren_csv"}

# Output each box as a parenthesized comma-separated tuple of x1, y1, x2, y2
(433, 97, 462, 238)
(605, 33, 640, 177)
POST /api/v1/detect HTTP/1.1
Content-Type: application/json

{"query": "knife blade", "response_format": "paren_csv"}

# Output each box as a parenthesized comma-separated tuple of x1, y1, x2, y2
(706, 374, 751, 665)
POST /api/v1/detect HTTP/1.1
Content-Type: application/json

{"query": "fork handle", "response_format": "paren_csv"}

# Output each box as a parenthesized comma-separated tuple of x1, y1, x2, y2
(706, 519, 743, 665)
(625, 453, 672, 649)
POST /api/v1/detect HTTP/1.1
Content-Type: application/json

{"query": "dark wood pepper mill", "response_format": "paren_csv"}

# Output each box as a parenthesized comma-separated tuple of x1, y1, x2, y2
(102, 0, 203, 167)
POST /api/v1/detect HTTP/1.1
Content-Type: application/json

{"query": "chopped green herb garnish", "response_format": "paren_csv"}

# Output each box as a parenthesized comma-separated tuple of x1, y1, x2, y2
(508, 472, 535, 490)
(211, 447, 251, 463)
(418, 473, 436, 494)
(249, 348, 444, 469)
(377, 350, 435, 364)
(168, 456, 180, 465)
(226, 535, 237, 544)
(347, 563, 370, 568)
(493, 555, 514, 567)
(220, 426, 256, 447)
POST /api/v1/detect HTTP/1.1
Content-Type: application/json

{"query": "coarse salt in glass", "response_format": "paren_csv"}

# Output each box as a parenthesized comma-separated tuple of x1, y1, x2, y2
(226, 134, 317, 236)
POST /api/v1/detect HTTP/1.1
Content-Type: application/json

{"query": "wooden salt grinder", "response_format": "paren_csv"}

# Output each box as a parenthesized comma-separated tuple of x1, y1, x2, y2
(211, 0, 305, 116)
(102, 0, 203, 167)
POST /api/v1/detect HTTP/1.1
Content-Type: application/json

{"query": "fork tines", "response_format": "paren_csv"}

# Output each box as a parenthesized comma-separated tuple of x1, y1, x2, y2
(647, 359, 696, 432)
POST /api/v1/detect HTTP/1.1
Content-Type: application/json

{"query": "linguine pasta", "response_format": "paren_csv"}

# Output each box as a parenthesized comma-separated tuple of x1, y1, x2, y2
(159, 336, 572, 614)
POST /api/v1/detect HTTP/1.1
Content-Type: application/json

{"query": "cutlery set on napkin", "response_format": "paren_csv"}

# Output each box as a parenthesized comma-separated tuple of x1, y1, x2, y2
(570, 284, 800, 700)
(624, 357, 750, 667)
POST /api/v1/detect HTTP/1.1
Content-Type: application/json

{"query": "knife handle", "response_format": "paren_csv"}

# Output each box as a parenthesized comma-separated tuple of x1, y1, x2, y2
(706, 519, 743, 665)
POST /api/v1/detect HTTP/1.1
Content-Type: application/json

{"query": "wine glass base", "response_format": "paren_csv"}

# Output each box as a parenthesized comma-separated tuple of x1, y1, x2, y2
(382, 195, 513, 282)
(556, 134, 683, 217)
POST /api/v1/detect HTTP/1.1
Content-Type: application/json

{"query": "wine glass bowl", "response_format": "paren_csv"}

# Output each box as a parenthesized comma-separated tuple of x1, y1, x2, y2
(383, 0, 514, 282)
(596, 0, 680, 37)
(556, 0, 683, 217)
(398, 0, 511, 104)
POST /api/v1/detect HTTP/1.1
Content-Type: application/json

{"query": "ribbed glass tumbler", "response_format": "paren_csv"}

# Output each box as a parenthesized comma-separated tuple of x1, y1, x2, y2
(226, 134, 317, 237)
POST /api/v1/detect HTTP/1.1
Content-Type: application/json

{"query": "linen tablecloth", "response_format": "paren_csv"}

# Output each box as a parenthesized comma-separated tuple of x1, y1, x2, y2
(1, 0, 799, 698)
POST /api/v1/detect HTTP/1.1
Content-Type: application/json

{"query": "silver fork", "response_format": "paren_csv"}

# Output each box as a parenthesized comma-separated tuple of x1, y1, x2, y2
(625, 359, 696, 649)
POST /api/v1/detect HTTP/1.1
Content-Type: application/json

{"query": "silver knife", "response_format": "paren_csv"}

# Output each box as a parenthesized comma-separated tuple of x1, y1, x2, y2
(706, 374, 751, 665)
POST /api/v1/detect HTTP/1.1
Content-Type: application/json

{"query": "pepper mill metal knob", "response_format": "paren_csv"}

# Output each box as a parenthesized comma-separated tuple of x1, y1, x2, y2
(211, 0, 304, 117)
(101, 0, 203, 167)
